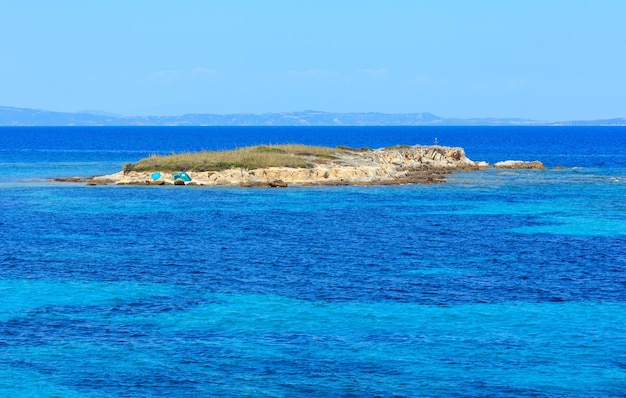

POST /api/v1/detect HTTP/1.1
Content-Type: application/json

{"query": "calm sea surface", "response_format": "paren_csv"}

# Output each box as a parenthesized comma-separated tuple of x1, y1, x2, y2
(0, 126, 625, 397)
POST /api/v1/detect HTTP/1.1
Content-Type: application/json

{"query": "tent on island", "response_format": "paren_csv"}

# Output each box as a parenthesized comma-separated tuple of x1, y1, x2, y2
(172, 172, 192, 182)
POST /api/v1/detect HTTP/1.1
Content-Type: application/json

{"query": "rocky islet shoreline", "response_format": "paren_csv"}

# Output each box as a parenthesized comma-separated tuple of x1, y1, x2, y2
(54, 145, 546, 187)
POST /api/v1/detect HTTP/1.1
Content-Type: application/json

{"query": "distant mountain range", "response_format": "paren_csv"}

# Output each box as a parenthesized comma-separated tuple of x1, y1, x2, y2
(1, 106, 625, 126)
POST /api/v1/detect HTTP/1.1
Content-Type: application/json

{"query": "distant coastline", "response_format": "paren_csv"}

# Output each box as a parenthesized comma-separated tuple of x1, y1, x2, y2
(2, 106, 626, 127)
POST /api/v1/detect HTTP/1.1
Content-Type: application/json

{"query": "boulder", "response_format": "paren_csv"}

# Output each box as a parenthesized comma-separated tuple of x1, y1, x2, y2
(268, 179, 288, 187)
(494, 160, 546, 170)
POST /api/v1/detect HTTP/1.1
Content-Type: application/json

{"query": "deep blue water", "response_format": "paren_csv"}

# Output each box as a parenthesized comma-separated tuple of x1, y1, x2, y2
(0, 126, 625, 397)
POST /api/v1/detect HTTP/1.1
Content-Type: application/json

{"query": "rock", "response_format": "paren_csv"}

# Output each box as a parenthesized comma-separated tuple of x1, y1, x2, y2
(150, 180, 165, 185)
(174, 179, 186, 185)
(54, 176, 84, 182)
(494, 160, 546, 170)
(268, 179, 288, 187)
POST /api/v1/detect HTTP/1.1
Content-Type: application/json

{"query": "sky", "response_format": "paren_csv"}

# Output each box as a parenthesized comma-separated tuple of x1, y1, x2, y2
(1, 1, 625, 121)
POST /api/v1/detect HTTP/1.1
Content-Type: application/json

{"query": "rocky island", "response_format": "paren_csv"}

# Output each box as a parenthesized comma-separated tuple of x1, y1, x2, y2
(54, 144, 545, 187)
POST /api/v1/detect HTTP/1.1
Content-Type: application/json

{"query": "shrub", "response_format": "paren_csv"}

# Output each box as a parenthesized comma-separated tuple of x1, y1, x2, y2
(123, 163, 135, 174)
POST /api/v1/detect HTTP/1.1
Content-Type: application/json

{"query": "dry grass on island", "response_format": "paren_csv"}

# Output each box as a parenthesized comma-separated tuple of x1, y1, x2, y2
(123, 144, 366, 173)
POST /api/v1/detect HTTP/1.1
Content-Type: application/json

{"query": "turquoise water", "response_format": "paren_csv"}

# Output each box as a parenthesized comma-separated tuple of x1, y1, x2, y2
(0, 127, 625, 396)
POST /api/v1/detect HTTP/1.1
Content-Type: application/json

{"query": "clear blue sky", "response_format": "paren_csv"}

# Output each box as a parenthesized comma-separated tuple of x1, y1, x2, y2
(1, 1, 624, 120)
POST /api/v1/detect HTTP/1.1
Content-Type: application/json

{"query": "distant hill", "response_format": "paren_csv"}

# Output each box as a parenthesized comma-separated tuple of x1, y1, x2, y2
(1, 106, 625, 126)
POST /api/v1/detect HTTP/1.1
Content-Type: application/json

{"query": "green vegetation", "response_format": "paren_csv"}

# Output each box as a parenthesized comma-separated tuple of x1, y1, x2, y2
(336, 145, 372, 152)
(125, 144, 341, 172)
(384, 144, 411, 150)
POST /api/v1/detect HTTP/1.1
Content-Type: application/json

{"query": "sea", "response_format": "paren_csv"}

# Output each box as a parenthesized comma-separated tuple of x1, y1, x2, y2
(0, 126, 625, 397)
